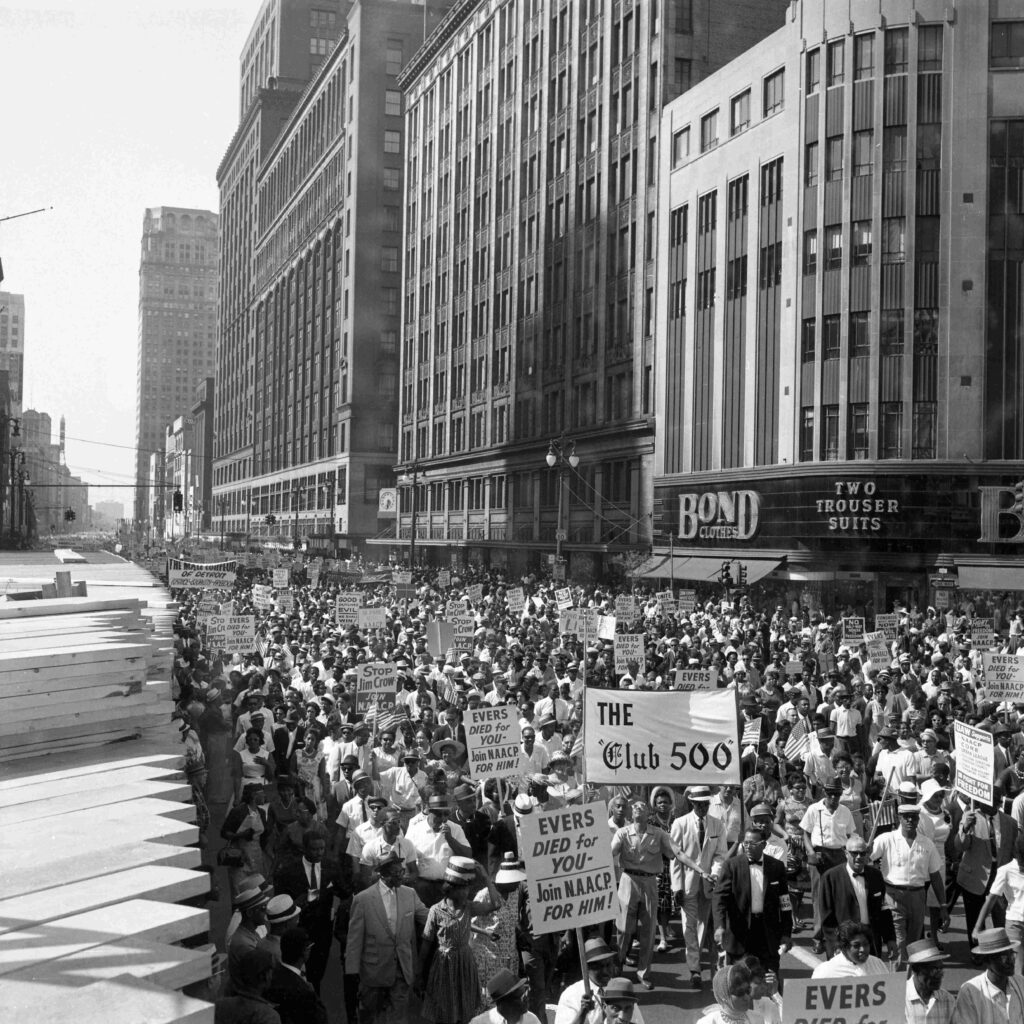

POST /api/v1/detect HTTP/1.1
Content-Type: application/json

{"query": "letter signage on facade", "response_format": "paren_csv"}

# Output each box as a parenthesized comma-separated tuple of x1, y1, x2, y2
(678, 490, 761, 541)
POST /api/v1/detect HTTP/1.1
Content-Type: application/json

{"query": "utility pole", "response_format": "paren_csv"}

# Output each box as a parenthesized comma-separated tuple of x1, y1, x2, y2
(408, 462, 419, 569)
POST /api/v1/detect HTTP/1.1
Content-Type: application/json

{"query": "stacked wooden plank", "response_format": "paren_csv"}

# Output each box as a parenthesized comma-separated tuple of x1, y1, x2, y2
(0, 754, 213, 1022)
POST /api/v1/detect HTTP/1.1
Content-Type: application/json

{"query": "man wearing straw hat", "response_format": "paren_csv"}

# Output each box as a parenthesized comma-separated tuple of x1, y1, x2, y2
(951, 927, 1024, 1024)
(904, 938, 954, 1024)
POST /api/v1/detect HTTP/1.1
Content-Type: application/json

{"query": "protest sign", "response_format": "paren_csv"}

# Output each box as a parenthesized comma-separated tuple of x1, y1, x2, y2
(657, 589, 677, 614)
(427, 620, 455, 659)
(785, 661, 804, 677)
(357, 662, 399, 713)
(336, 592, 362, 626)
(841, 617, 865, 643)
(276, 589, 295, 614)
(307, 569, 319, 590)
(450, 613, 476, 656)
(934, 589, 950, 610)
(203, 614, 256, 651)
(982, 652, 1024, 702)
(252, 584, 274, 612)
(614, 634, 646, 675)
(554, 587, 573, 610)
(677, 588, 697, 613)
(437, 569, 451, 589)
(615, 595, 637, 621)
(392, 570, 412, 585)
(168, 561, 237, 587)
(673, 668, 719, 691)
(506, 587, 526, 615)
(520, 802, 619, 934)
(465, 705, 522, 781)
(953, 720, 995, 805)
(445, 599, 466, 618)
(358, 607, 387, 630)
(782, 974, 904, 1024)
(597, 614, 616, 641)
(466, 583, 484, 605)
(584, 689, 739, 785)
(971, 617, 996, 649)
(874, 613, 899, 641)
(863, 630, 889, 666)
(272, 567, 290, 589)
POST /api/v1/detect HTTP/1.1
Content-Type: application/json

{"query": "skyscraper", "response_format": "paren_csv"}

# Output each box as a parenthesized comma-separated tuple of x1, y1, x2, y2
(393, 0, 789, 577)
(0, 291, 26, 413)
(133, 207, 218, 527)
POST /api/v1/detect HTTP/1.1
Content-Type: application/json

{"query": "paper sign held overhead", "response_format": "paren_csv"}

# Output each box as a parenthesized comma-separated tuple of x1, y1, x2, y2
(614, 634, 646, 676)
(358, 607, 387, 630)
(782, 974, 904, 1024)
(465, 705, 522, 781)
(981, 652, 1024, 702)
(953, 719, 995, 806)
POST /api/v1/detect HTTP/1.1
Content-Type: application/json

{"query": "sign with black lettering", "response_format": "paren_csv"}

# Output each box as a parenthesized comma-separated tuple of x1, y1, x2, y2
(672, 668, 718, 691)
(782, 975, 904, 1024)
(168, 560, 237, 587)
(971, 617, 996, 649)
(982, 653, 1024, 702)
(336, 592, 362, 626)
(357, 662, 399, 713)
(614, 634, 645, 675)
(583, 689, 739, 785)
(520, 802, 619, 935)
(953, 720, 995, 806)
(841, 617, 866, 643)
(465, 705, 522, 781)
(874, 613, 899, 641)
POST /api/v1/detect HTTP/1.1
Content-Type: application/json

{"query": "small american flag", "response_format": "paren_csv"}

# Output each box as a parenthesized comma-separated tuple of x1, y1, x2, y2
(741, 718, 762, 747)
(437, 676, 459, 707)
(255, 634, 270, 658)
(784, 720, 810, 761)
(865, 798, 898, 832)
(375, 705, 409, 734)
(570, 731, 584, 759)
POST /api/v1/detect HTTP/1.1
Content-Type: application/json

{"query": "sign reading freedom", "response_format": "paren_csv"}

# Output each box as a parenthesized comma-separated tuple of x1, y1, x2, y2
(520, 802, 619, 934)
(953, 719, 995, 806)
(465, 705, 522, 781)
(584, 689, 739, 785)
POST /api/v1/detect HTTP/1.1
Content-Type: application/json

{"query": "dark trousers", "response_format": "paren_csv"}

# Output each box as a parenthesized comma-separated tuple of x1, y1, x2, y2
(725, 915, 780, 975)
(304, 920, 333, 993)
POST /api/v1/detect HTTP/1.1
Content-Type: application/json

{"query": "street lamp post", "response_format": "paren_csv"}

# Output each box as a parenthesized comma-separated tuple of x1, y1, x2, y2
(217, 497, 227, 550)
(545, 435, 579, 570)
(292, 484, 301, 550)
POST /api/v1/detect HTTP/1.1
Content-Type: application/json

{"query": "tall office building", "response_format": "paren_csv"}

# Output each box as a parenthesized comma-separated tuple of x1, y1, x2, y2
(392, 0, 788, 577)
(0, 291, 26, 413)
(654, 0, 1024, 610)
(215, 0, 451, 550)
(133, 207, 218, 526)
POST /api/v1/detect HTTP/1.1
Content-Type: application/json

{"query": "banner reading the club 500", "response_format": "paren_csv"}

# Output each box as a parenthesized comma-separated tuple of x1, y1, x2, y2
(584, 689, 739, 785)
(168, 559, 237, 587)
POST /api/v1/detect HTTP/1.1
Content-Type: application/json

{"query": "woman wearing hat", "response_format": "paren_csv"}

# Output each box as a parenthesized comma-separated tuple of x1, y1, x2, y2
(418, 857, 503, 1024)
(545, 751, 582, 808)
(432, 737, 471, 793)
(470, 854, 527, 1007)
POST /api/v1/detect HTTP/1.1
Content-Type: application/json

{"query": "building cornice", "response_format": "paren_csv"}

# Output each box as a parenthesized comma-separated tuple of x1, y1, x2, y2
(398, 0, 482, 91)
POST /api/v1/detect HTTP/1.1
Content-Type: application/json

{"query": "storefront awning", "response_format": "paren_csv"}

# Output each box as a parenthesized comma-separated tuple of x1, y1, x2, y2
(633, 554, 780, 583)
(956, 564, 1024, 591)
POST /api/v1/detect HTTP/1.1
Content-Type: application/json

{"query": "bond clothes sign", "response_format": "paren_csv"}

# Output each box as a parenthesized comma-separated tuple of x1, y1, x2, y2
(953, 720, 995, 806)
(465, 705, 522, 781)
(679, 490, 761, 541)
(583, 689, 740, 785)
(520, 802, 619, 934)
(982, 653, 1024, 702)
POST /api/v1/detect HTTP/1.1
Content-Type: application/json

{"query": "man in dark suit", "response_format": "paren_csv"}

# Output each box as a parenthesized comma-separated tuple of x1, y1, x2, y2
(346, 849, 429, 1024)
(712, 825, 792, 974)
(818, 835, 897, 958)
(266, 926, 327, 1024)
(273, 830, 343, 994)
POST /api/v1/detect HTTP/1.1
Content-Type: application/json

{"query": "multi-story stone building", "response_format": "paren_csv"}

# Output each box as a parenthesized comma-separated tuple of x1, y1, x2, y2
(389, 0, 788, 577)
(654, 0, 1024, 612)
(0, 292, 26, 414)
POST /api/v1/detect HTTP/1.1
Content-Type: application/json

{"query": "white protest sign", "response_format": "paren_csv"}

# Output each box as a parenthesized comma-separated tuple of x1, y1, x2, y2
(204, 614, 256, 651)
(308, 569, 319, 590)
(426, 620, 455, 659)
(874, 613, 899, 641)
(465, 705, 523, 781)
(615, 595, 636, 621)
(953, 719, 995, 805)
(560, 608, 584, 637)
(841, 617, 865, 643)
(673, 668, 719, 691)
(445, 599, 466, 618)
(358, 607, 387, 630)
(506, 587, 526, 615)
(597, 614, 617, 641)
(934, 589, 950, 610)
(982, 652, 1024, 702)
(276, 589, 295, 614)
(520, 802, 619, 934)
(863, 630, 889, 666)
(677, 588, 696, 613)
(272, 567, 290, 588)
(782, 975, 904, 1024)
(336, 592, 362, 626)
(466, 583, 484, 605)
(357, 662, 399, 712)
(252, 584, 274, 612)
(657, 589, 676, 614)
(554, 587, 573, 610)
(450, 613, 476, 656)
(584, 689, 740, 785)
(437, 569, 452, 589)
(168, 562, 237, 587)
(785, 661, 805, 677)
(971, 617, 996, 649)
(392, 570, 412, 585)
(614, 634, 646, 675)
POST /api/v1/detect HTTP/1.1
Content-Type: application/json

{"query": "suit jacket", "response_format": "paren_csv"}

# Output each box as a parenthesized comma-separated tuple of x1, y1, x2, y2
(817, 862, 894, 951)
(712, 853, 791, 957)
(274, 858, 341, 933)
(670, 811, 729, 897)
(954, 809, 1018, 895)
(266, 964, 327, 1024)
(345, 882, 428, 988)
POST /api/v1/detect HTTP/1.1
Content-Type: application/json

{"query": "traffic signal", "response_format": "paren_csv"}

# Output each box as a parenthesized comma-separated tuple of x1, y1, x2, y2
(172, 490, 183, 512)
(63, 508, 76, 522)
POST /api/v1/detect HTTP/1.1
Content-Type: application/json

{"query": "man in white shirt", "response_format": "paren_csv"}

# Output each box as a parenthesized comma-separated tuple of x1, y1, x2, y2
(405, 795, 472, 906)
(377, 752, 426, 830)
(535, 682, 570, 726)
(518, 725, 548, 793)
(554, 938, 647, 1024)
(870, 803, 948, 963)
(904, 938, 955, 1024)
(355, 808, 418, 890)
(869, 727, 919, 789)
(952, 927, 1024, 1024)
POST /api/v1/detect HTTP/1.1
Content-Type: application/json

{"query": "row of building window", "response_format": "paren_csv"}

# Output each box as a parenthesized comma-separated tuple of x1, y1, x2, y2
(800, 310, 937, 361)
(807, 25, 943, 92)
(800, 402, 936, 462)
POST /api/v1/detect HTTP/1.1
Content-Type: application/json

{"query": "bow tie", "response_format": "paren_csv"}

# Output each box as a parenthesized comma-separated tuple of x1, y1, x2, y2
(748, 858, 762, 866)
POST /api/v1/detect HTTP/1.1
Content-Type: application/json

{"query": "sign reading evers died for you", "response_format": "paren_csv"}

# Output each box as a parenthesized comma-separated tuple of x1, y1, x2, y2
(204, 614, 256, 651)
(583, 689, 739, 786)
(982, 653, 1024, 701)
(520, 802, 619, 934)
(782, 974, 905, 1024)
(953, 720, 995, 806)
(465, 705, 522, 781)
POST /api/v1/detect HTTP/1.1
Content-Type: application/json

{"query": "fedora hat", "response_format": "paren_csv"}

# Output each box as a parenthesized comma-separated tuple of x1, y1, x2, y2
(487, 968, 528, 1003)
(906, 938, 948, 965)
(265, 894, 299, 925)
(686, 785, 713, 802)
(583, 938, 617, 964)
(233, 886, 270, 912)
(602, 978, 638, 1003)
(426, 795, 450, 812)
(974, 927, 1021, 956)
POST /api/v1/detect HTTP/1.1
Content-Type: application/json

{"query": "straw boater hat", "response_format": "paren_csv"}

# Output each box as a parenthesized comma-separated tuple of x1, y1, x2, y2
(233, 886, 270, 913)
(686, 785, 713, 802)
(444, 855, 477, 886)
(905, 939, 948, 965)
(265, 895, 300, 926)
(494, 853, 527, 886)
(973, 927, 1021, 956)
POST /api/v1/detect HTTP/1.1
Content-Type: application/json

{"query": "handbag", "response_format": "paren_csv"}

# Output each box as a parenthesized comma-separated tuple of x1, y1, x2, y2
(216, 845, 245, 868)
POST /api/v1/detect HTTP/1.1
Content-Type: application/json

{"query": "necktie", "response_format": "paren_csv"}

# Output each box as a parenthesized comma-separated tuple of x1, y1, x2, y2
(698, 817, 706, 848)
(309, 863, 317, 890)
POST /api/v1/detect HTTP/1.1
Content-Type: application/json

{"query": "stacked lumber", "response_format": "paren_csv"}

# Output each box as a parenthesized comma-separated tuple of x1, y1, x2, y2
(0, 755, 213, 1022)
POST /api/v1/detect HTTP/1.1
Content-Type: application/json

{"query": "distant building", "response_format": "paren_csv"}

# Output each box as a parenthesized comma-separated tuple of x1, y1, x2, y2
(165, 416, 194, 542)
(391, 0, 789, 576)
(93, 500, 125, 530)
(654, 0, 1024, 609)
(133, 207, 218, 527)
(0, 291, 26, 413)
(20, 411, 90, 536)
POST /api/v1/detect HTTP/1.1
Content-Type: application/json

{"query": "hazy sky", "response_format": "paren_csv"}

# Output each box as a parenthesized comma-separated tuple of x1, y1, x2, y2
(0, 1, 254, 507)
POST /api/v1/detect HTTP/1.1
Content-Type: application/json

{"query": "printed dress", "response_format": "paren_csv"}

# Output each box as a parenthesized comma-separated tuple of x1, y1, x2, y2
(470, 886, 519, 1007)
(422, 900, 482, 1024)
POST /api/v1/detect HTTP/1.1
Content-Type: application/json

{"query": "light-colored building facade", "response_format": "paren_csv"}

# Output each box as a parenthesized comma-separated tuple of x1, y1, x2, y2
(133, 208, 218, 527)
(654, 0, 1024, 612)
(20, 412, 90, 537)
(391, 0, 788, 578)
(0, 292, 25, 415)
